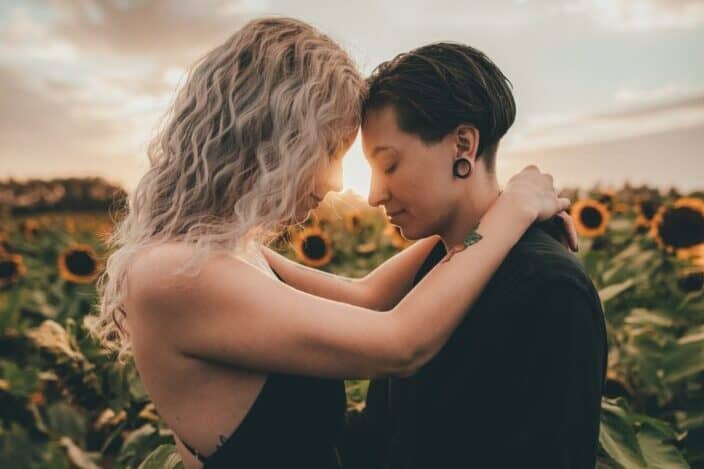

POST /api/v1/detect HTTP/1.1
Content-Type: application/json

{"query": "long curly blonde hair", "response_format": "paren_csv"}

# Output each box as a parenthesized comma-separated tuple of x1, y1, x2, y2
(89, 17, 365, 365)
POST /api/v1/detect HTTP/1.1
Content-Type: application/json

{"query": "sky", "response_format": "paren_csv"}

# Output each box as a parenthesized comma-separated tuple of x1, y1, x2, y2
(1, 0, 703, 197)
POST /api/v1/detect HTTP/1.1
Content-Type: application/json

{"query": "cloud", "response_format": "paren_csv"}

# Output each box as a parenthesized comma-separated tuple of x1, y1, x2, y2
(500, 123, 703, 191)
(1, 0, 700, 193)
(0, 0, 258, 190)
(46, 0, 247, 66)
(501, 87, 704, 190)
(562, 0, 704, 31)
(506, 87, 704, 151)
(0, 64, 146, 186)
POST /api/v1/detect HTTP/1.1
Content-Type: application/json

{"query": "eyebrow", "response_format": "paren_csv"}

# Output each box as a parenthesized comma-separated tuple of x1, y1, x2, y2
(370, 146, 397, 159)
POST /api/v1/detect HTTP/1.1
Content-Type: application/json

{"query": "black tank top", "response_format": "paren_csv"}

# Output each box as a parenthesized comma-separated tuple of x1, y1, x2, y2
(179, 268, 347, 468)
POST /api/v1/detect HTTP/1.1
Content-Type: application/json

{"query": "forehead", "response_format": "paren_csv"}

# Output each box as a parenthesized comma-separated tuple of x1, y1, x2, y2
(361, 105, 406, 157)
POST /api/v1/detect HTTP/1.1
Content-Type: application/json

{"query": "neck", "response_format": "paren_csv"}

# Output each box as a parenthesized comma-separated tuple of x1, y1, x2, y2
(440, 173, 501, 252)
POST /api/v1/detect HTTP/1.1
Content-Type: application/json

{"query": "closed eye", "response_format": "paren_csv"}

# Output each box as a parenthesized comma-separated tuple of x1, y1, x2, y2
(384, 163, 397, 175)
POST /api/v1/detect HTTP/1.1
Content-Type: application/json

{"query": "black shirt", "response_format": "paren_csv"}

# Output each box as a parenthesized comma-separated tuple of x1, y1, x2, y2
(338, 226, 608, 469)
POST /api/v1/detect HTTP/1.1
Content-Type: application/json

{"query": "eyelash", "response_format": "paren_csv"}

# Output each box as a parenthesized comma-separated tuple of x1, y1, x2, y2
(384, 163, 397, 175)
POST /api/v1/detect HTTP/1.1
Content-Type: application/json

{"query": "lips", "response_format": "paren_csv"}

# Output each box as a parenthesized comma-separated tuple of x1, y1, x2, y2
(386, 209, 405, 218)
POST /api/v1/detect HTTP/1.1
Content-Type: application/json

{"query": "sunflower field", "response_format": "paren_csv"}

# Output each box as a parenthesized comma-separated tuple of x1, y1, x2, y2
(1, 178, 703, 468)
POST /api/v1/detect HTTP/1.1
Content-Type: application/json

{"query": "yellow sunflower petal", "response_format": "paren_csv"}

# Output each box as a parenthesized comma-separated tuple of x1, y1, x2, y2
(650, 197, 704, 254)
(571, 199, 611, 238)
(58, 243, 102, 284)
(292, 227, 333, 268)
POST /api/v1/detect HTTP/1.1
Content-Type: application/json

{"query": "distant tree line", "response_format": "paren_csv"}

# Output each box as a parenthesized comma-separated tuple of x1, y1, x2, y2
(0, 177, 127, 216)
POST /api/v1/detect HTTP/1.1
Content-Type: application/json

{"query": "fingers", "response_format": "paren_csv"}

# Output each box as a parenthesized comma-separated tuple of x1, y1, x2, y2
(545, 172, 554, 186)
(557, 211, 579, 252)
(558, 197, 571, 212)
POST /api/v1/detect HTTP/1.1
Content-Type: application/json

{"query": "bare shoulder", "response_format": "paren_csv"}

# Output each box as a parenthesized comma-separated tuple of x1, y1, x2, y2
(125, 242, 267, 321)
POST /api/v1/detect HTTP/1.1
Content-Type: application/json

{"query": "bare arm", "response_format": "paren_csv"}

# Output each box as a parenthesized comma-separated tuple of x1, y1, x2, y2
(260, 235, 442, 310)
(130, 167, 567, 380)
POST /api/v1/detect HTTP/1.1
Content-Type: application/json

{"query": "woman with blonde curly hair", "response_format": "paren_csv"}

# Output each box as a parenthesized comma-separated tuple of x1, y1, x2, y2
(91, 17, 572, 468)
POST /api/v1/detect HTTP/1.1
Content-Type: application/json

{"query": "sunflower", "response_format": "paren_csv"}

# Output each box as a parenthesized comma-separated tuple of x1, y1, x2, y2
(650, 197, 704, 256)
(303, 212, 322, 229)
(596, 189, 617, 209)
(57, 243, 102, 284)
(355, 241, 378, 255)
(292, 227, 333, 268)
(571, 199, 611, 237)
(0, 252, 26, 289)
(603, 369, 634, 399)
(634, 198, 660, 228)
(317, 217, 333, 233)
(21, 218, 40, 241)
(344, 210, 364, 234)
(677, 267, 704, 293)
(384, 223, 413, 249)
(613, 202, 629, 214)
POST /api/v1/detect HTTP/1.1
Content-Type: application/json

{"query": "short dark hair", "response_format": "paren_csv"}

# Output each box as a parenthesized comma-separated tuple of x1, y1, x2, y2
(362, 42, 516, 172)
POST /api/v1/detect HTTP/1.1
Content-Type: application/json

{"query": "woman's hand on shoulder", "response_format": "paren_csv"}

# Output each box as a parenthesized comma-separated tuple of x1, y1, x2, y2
(502, 165, 577, 251)
(503, 165, 571, 223)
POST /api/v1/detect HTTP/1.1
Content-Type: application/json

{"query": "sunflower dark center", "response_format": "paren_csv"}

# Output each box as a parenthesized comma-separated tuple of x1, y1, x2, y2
(678, 271, 704, 293)
(580, 206, 603, 229)
(640, 201, 657, 220)
(658, 207, 704, 249)
(66, 250, 97, 276)
(0, 259, 18, 279)
(604, 377, 630, 399)
(302, 236, 327, 260)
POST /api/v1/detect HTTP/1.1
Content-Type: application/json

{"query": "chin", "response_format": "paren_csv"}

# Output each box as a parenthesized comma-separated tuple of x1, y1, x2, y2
(399, 221, 437, 241)
(395, 222, 419, 241)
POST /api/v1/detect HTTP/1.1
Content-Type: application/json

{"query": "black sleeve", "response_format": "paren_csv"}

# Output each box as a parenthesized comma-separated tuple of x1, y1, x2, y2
(336, 379, 391, 469)
(490, 280, 607, 468)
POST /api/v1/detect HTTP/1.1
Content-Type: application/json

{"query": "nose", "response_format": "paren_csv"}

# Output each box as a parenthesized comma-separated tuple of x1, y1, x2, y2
(367, 170, 388, 208)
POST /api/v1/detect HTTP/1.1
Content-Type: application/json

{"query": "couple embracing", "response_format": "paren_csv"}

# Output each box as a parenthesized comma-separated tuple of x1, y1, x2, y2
(93, 16, 607, 469)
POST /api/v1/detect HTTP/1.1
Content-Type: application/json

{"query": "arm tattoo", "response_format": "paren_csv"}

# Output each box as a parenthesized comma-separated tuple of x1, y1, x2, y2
(442, 227, 483, 263)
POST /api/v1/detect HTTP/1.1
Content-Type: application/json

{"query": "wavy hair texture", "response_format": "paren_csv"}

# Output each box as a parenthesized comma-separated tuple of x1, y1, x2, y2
(88, 17, 365, 365)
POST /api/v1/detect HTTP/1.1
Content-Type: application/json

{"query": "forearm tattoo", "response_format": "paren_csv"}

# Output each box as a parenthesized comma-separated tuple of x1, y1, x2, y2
(442, 227, 483, 263)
